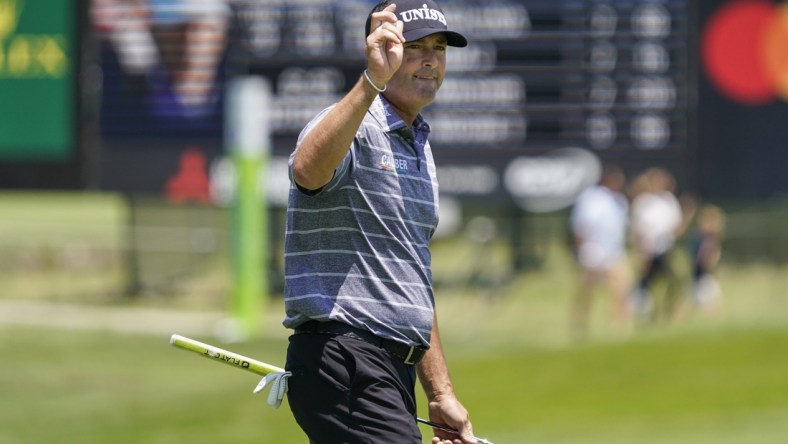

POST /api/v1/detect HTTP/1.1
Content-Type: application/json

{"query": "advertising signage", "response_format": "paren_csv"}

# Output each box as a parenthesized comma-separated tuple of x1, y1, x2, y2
(0, 0, 75, 161)
(698, 0, 788, 199)
(95, 0, 694, 206)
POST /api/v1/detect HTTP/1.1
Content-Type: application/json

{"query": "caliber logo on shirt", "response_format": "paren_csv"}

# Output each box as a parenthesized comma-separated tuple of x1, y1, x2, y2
(379, 154, 408, 172)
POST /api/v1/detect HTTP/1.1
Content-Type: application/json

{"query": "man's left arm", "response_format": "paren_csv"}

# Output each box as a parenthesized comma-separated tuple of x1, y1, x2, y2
(417, 312, 476, 444)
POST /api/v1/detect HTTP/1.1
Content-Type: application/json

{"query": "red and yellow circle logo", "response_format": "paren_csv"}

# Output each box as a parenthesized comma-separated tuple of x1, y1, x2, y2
(702, 0, 788, 105)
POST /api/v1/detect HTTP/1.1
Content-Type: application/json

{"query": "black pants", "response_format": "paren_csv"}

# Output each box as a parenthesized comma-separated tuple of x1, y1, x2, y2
(285, 332, 421, 444)
(638, 252, 674, 290)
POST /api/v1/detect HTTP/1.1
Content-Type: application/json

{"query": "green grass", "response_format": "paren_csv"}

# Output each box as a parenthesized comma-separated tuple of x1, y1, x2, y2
(456, 326, 788, 444)
(0, 282, 788, 444)
(2, 192, 788, 443)
(2, 320, 787, 444)
(0, 192, 126, 246)
(0, 329, 299, 444)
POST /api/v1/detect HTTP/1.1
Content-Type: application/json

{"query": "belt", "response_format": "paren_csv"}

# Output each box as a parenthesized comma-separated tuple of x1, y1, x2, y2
(295, 320, 427, 365)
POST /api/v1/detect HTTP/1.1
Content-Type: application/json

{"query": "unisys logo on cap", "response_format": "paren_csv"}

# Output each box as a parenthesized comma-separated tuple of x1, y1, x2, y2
(397, 0, 467, 47)
(365, 0, 468, 47)
(399, 2, 448, 26)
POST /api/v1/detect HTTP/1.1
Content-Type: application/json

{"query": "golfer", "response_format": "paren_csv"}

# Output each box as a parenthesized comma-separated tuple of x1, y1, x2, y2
(282, 1, 476, 443)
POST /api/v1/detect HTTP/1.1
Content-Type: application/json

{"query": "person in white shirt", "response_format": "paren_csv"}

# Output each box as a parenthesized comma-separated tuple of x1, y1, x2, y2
(569, 164, 633, 339)
(629, 167, 684, 321)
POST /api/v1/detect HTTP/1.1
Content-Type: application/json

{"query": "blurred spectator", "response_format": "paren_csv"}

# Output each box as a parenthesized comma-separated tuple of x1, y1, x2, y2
(687, 203, 726, 314)
(569, 164, 633, 340)
(629, 167, 687, 322)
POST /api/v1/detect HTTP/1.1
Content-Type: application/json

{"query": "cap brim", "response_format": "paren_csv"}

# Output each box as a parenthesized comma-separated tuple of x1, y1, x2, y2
(403, 29, 468, 47)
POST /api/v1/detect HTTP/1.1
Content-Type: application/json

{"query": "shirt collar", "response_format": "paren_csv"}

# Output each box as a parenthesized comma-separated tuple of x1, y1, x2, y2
(369, 95, 430, 136)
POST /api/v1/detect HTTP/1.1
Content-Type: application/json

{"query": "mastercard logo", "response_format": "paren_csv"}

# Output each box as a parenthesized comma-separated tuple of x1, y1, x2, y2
(702, 0, 788, 105)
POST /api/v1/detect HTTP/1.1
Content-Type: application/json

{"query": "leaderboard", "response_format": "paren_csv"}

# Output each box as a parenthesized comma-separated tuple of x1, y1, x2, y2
(236, 0, 694, 203)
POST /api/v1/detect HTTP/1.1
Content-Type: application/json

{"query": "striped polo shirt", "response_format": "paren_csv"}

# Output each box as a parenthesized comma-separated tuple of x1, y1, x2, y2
(283, 95, 439, 348)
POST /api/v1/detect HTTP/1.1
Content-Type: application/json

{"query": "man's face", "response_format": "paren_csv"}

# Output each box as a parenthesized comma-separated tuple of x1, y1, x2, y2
(386, 33, 448, 113)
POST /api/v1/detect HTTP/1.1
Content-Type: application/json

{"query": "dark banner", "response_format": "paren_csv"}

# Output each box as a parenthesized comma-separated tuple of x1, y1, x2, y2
(698, 0, 788, 199)
(242, 0, 694, 206)
(94, 0, 694, 206)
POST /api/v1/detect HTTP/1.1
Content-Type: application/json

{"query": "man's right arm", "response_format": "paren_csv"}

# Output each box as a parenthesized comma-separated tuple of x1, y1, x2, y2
(291, 77, 380, 191)
(291, 4, 404, 191)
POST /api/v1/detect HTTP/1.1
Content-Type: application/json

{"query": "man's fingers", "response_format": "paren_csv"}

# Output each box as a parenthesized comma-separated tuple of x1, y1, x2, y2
(374, 22, 405, 44)
(371, 4, 397, 27)
(394, 19, 404, 39)
(371, 4, 404, 43)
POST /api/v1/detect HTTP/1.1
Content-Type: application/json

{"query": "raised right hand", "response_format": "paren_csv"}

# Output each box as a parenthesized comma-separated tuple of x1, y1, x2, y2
(364, 4, 405, 88)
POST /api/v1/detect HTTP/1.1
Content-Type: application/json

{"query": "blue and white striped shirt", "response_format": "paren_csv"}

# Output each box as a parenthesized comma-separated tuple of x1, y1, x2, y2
(283, 95, 439, 348)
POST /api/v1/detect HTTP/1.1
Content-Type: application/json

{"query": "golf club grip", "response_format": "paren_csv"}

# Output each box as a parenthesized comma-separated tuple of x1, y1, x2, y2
(170, 334, 285, 376)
